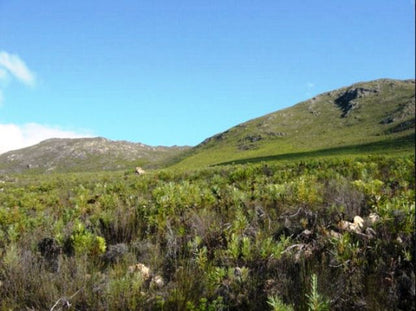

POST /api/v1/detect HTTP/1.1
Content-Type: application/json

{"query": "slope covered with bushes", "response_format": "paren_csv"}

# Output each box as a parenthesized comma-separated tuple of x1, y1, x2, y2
(0, 154, 414, 310)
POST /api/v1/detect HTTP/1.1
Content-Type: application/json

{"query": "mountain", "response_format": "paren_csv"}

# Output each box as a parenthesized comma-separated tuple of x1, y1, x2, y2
(173, 78, 415, 168)
(0, 137, 190, 174)
(1, 79, 414, 174)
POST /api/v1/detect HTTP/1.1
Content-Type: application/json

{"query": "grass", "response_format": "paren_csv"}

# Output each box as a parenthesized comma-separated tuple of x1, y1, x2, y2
(215, 133, 415, 166)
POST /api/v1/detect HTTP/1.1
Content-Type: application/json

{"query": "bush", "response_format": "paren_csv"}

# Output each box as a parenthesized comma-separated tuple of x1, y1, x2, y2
(0, 155, 414, 310)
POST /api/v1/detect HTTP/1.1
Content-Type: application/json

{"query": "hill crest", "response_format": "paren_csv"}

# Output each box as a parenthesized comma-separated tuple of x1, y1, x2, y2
(0, 78, 414, 173)
(0, 137, 190, 174)
(174, 78, 415, 168)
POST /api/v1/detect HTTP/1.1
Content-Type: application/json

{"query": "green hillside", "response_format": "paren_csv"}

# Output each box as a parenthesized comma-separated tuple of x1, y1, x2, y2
(173, 79, 415, 168)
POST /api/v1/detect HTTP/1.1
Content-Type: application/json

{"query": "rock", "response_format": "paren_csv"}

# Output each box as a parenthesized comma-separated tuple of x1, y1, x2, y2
(151, 275, 165, 288)
(135, 167, 146, 175)
(302, 229, 313, 237)
(368, 213, 380, 224)
(365, 227, 377, 239)
(128, 263, 151, 280)
(300, 229, 314, 241)
(353, 216, 364, 228)
(335, 87, 378, 117)
(338, 215, 364, 234)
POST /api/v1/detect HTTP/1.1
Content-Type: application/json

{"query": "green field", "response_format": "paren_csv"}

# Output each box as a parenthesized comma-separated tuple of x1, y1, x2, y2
(0, 153, 414, 310)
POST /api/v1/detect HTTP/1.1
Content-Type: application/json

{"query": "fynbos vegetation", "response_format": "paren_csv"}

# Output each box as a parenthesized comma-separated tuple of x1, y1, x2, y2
(0, 155, 414, 310)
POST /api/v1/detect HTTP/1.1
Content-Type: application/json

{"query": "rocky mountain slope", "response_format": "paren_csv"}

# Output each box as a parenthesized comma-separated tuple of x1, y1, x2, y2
(0, 137, 189, 174)
(173, 78, 415, 167)
(1, 78, 413, 173)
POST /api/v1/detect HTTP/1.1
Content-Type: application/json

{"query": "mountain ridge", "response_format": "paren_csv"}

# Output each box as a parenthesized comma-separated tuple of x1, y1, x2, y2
(171, 78, 415, 168)
(0, 137, 190, 174)
(0, 78, 414, 173)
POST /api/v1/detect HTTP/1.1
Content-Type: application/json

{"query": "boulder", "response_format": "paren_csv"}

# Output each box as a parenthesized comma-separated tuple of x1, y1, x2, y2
(135, 167, 146, 175)
(151, 275, 165, 288)
(128, 263, 151, 280)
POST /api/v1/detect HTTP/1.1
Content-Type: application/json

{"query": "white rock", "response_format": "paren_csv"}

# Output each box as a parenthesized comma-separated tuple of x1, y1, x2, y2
(135, 167, 146, 175)
(368, 213, 380, 224)
(353, 216, 364, 228)
(128, 263, 151, 280)
(151, 275, 164, 288)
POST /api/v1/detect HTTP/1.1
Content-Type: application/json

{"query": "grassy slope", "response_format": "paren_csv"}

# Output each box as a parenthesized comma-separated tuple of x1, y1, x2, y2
(172, 79, 415, 169)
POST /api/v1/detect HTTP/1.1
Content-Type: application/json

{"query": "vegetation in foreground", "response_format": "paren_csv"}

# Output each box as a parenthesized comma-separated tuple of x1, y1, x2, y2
(0, 155, 414, 310)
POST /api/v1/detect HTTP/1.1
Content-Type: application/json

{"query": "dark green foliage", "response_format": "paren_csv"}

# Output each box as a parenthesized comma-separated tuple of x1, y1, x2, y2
(0, 155, 414, 310)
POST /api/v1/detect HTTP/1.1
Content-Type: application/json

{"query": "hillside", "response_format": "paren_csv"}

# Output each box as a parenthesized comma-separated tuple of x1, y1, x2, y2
(0, 137, 190, 174)
(173, 79, 415, 168)
(1, 79, 414, 174)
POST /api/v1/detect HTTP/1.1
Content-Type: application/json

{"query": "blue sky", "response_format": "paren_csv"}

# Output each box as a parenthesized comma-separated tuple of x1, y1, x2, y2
(0, 1, 414, 152)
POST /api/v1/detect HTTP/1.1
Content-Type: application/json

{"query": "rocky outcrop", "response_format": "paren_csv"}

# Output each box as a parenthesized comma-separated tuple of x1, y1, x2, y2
(335, 87, 379, 117)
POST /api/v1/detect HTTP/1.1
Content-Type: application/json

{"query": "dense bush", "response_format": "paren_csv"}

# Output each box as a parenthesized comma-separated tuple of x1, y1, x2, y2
(0, 155, 414, 310)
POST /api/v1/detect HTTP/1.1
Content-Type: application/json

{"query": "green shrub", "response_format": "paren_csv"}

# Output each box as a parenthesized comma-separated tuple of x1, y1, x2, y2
(0, 154, 414, 310)
(306, 274, 330, 311)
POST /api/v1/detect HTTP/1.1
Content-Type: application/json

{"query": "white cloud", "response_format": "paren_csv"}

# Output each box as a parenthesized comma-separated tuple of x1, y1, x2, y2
(0, 51, 36, 87)
(0, 51, 36, 106)
(0, 123, 93, 154)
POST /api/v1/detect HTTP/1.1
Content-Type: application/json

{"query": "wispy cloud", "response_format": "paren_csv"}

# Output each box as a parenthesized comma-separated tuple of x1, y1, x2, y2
(0, 123, 93, 154)
(0, 51, 36, 87)
(0, 51, 36, 106)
